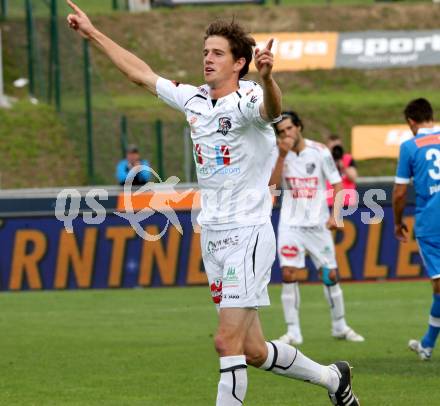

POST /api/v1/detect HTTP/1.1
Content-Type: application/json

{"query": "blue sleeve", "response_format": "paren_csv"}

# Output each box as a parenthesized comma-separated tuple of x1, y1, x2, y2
(139, 160, 151, 182)
(395, 142, 412, 184)
(116, 160, 128, 184)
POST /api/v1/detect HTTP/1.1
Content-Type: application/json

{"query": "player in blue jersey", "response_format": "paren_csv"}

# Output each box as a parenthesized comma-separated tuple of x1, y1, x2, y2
(393, 98, 440, 361)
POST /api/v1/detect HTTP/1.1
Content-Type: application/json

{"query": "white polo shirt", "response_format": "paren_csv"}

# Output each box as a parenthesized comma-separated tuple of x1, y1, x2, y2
(156, 77, 277, 230)
(274, 139, 342, 227)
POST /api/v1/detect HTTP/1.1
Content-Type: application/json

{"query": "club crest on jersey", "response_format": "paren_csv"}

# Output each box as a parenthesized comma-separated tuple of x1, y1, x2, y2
(217, 117, 232, 136)
(306, 162, 316, 174)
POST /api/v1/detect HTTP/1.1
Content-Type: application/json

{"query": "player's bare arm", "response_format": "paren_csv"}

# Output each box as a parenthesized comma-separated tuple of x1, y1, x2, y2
(327, 181, 344, 230)
(344, 166, 358, 183)
(66, 0, 159, 94)
(392, 183, 409, 242)
(269, 137, 293, 188)
(254, 39, 281, 122)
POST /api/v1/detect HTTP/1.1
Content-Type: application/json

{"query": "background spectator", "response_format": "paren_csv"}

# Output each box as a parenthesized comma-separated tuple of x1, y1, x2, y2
(325, 134, 358, 206)
(116, 144, 151, 186)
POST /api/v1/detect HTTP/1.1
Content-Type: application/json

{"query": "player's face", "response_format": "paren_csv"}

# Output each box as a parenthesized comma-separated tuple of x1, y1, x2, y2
(127, 151, 140, 164)
(203, 36, 243, 87)
(276, 118, 302, 148)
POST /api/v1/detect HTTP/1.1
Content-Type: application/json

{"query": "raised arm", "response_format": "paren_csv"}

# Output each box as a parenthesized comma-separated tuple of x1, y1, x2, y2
(66, 0, 158, 94)
(254, 39, 282, 122)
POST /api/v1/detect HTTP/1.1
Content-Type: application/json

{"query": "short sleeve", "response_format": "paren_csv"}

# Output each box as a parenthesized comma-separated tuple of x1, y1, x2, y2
(156, 77, 197, 113)
(395, 141, 412, 184)
(322, 148, 342, 185)
(237, 89, 264, 124)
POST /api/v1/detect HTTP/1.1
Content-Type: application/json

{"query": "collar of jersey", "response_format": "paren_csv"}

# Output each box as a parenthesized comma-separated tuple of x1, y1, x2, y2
(416, 126, 440, 137)
(200, 84, 247, 107)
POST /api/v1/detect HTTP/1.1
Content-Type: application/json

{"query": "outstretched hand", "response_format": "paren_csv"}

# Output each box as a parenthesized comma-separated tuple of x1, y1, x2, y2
(254, 39, 274, 81)
(66, 0, 95, 39)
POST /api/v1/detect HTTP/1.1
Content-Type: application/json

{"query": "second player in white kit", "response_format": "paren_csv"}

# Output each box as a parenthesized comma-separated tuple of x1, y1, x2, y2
(271, 111, 364, 345)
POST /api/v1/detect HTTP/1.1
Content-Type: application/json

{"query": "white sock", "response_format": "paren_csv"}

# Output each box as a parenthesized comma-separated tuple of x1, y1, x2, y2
(259, 341, 339, 393)
(217, 355, 247, 406)
(323, 284, 348, 333)
(281, 282, 301, 337)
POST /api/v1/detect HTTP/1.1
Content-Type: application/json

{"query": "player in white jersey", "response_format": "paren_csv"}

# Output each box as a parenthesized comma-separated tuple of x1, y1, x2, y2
(67, 3, 359, 405)
(271, 111, 364, 345)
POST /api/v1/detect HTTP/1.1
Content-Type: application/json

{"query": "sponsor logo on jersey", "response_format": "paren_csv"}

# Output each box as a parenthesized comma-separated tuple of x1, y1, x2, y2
(194, 144, 203, 164)
(321, 245, 332, 255)
(281, 245, 299, 258)
(195, 145, 240, 175)
(210, 279, 222, 304)
(247, 95, 258, 109)
(215, 145, 231, 166)
(217, 117, 232, 136)
(198, 86, 208, 96)
(429, 184, 440, 196)
(223, 266, 239, 289)
(285, 177, 318, 198)
(188, 108, 202, 116)
(207, 236, 239, 254)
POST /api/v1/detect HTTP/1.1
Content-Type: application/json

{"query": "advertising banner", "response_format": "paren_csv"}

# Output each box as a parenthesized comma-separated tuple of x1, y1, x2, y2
(252, 30, 440, 72)
(337, 30, 440, 70)
(351, 123, 440, 160)
(252, 32, 338, 72)
(0, 205, 424, 292)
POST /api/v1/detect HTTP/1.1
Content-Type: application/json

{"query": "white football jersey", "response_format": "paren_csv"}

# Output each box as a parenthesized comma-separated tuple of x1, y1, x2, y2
(275, 139, 342, 227)
(156, 77, 277, 230)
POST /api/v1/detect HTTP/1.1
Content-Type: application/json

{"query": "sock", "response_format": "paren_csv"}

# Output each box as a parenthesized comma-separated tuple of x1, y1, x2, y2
(217, 355, 247, 406)
(259, 341, 339, 393)
(323, 283, 348, 333)
(281, 282, 301, 337)
(421, 293, 440, 349)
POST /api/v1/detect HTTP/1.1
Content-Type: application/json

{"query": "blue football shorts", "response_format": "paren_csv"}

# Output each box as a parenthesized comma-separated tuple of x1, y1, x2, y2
(417, 236, 440, 279)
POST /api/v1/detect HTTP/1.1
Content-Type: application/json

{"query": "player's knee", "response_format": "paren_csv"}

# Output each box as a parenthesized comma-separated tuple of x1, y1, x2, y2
(432, 278, 440, 294)
(245, 347, 267, 367)
(282, 267, 299, 283)
(321, 267, 338, 286)
(214, 334, 228, 355)
(214, 332, 242, 356)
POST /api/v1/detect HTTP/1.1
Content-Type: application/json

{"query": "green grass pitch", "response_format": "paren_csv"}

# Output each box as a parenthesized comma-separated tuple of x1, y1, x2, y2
(0, 280, 439, 405)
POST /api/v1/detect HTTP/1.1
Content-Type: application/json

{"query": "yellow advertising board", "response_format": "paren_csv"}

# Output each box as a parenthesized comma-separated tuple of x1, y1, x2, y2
(351, 124, 440, 160)
(251, 32, 338, 72)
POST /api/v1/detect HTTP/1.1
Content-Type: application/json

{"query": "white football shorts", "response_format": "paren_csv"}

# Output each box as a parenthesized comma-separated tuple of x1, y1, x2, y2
(201, 222, 276, 308)
(277, 225, 337, 269)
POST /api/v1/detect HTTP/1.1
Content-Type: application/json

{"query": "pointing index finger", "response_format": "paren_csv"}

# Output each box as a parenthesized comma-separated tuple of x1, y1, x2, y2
(67, 0, 81, 14)
(265, 38, 274, 51)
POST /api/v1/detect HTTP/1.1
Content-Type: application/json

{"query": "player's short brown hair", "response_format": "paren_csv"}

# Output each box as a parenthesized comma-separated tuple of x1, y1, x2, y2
(404, 98, 434, 123)
(326, 134, 341, 142)
(204, 20, 256, 79)
(275, 111, 304, 133)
